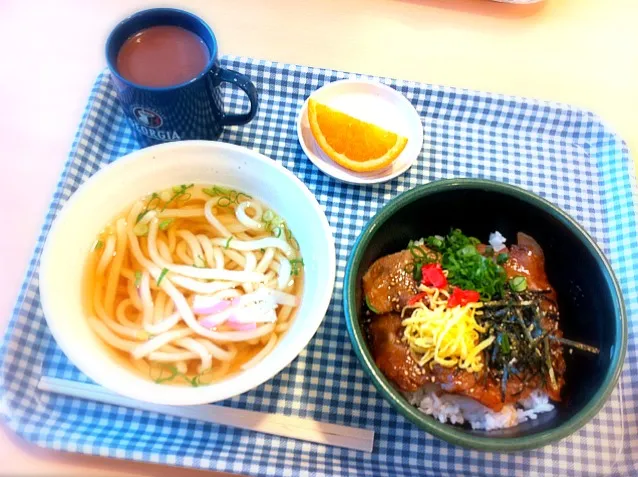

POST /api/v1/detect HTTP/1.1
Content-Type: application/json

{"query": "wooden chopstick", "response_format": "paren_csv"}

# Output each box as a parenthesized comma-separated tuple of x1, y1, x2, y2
(37, 377, 374, 452)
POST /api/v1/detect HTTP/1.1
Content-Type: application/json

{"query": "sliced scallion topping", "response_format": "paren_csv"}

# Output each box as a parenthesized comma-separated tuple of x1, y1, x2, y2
(202, 185, 230, 197)
(262, 210, 275, 222)
(202, 186, 251, 207)
(134, 271, 142, 287)
(509, 276, 528, 292)
(409, 229, 506, 300)
(158, 218, 174, 230)
(290, 258, 304, 276)
(217, 196, 231, 207)
(459, 244, 478, 257)
(161, 184, 194, 211)
(147, 192, 161, 209)
(133, 222, 149, 236)
(496, 252, 509, 265)
(136, 210, 150, 224)
(429, 236, 444, 249)
(93, 240, 104, 251)
(406, 240, 436, 280)
(225, 236, 233, 249)
(150, 364, 213, 387)
(156, 268, 169, 286)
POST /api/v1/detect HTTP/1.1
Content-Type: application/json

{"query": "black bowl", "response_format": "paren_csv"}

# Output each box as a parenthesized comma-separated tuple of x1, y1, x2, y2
(344, 178, 626, 451)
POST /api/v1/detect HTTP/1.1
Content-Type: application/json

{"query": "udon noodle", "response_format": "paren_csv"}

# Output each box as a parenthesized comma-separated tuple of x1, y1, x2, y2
(84, 184, 303, 386)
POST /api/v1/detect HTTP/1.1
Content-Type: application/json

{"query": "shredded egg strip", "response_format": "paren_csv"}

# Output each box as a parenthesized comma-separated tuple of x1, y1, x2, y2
(401, 286, 494, 373)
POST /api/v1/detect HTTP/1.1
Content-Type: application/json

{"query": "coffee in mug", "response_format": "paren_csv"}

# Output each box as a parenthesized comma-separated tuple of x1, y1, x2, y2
(106, 8, 259, 146)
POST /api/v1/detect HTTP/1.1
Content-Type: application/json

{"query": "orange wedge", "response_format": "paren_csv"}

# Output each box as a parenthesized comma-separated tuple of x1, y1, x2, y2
(307, 99, 408, 173)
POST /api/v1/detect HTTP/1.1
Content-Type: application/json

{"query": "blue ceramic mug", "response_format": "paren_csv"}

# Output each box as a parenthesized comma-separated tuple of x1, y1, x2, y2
(106, 8, 258, 146)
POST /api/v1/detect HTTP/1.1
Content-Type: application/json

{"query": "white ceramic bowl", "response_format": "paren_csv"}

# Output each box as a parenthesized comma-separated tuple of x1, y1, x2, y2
(39, 141, 336, 406)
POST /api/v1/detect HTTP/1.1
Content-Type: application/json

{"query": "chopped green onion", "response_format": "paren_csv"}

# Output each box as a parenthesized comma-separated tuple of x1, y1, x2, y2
(146, 193, 161, 210)
(497, 253, 509, 265)
(161, 184, 194, 211)
(429, 237, 444, 249)
(407, 240, 437, 281)
(365, 295, 380, 314)
(225, 236, 233, 249)
(272, 226, 282, 238)
(150, 363, 213, 387)
(282, 225, 299, 250)
(160, 190, 173, 202)
(202, 185, 250, 208)
(156, 268, 169, 286)
(408, 241, 428, 259)
(134, 271, 142, 287)
(202, 186, 220, 197)
(459, 245, 478, 257)
(158, 218, 174, 230)
(171, 183, 194, 193)
(151, 364, 178, 384)
(509, 276, 528, 292)
(262, 210, 275, 222)
(93, 240, 104, 251)
(290, 258, 304, 276)
(260, 248, 266, 253)
(133, 222, 149, 236)
(196, 255, 206, 268)
(412, 229, 507, 301)
(136, 210, 150, 224)
(217, 196, 231, 207)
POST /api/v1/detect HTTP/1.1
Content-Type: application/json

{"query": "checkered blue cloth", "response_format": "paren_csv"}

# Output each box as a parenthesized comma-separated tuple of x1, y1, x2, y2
(1, 56, 637, 476)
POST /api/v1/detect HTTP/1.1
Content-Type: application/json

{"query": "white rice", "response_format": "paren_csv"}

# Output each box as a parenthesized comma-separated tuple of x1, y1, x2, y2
(405, 387, 554, 431)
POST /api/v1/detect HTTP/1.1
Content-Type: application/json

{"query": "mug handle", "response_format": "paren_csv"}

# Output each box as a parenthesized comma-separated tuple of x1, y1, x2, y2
(215, 68, 259, 126)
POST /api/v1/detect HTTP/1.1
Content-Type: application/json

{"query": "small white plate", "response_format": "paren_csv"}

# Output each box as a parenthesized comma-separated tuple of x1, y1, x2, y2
(297, 79, 424, 184)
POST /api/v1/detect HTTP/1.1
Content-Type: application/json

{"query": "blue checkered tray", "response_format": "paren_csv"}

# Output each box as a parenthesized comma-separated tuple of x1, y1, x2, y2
(2, 56, 637, 476)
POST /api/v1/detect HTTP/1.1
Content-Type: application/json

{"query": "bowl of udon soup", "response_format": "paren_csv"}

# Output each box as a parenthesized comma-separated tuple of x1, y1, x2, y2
(39, 141, 336, 405)
(344, 178, 626, 451)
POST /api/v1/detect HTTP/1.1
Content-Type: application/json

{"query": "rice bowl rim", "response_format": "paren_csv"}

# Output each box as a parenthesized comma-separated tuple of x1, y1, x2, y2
(343, 178, 627, 451)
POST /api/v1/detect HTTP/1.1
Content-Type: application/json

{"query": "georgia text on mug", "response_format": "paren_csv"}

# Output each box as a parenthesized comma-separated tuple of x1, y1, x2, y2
(130, 106, 181, 141)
